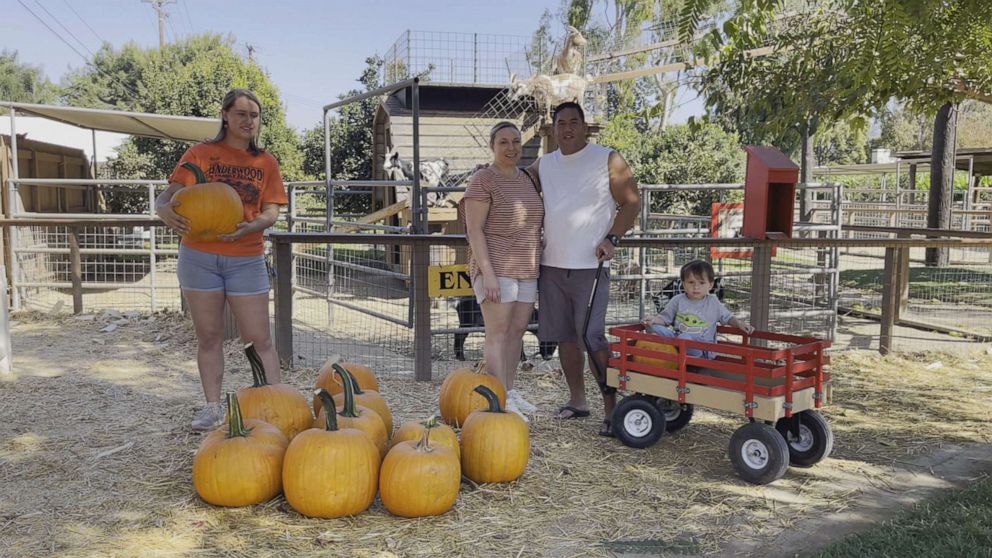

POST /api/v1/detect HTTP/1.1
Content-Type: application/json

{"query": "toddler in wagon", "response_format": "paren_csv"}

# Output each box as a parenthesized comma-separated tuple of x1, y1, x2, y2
(643, 260, 754, 358)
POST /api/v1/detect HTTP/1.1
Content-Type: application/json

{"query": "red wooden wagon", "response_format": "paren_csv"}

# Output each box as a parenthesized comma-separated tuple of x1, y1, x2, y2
(607, 323, 833, 484)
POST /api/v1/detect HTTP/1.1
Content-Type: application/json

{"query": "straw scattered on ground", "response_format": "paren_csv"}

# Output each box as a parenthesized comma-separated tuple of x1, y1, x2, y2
(1, 311, 991, 557)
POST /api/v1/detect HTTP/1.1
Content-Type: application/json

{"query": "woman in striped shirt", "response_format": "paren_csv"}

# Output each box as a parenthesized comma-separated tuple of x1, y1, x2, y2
(463, 121, 545, 421)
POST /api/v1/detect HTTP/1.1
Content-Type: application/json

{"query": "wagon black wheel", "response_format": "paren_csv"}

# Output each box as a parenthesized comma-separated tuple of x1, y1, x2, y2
(728, 422, 790, 485)
(775, 411, 833, 468)
(657, 398, 693, 432)
(612, 395, 666, 449)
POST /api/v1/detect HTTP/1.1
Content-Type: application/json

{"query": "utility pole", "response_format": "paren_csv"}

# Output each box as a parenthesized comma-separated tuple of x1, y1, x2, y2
(246, 43, 256, 62)
(142, 0, 176, 49)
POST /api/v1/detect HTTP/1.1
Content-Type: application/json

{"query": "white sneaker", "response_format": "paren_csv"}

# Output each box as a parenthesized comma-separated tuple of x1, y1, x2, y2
(191, 402, 225, 431)
(504, 399, 529, 423)
(508, 389, 537, 414)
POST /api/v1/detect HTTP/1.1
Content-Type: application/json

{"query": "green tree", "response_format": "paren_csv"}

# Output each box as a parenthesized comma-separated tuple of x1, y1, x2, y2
(299, 56, 384, 215)
(682, 0, 992, 264)
(603, 120, 745, 215)
(64, 34, 302, 185)
(0, 50, 59, 105)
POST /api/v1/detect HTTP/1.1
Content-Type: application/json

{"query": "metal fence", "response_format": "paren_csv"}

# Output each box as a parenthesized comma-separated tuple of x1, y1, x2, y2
(383, 30, 533, 86)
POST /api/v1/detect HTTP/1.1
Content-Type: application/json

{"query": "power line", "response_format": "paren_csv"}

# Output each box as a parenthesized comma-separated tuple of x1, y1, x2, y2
(33, 0, 95, 58)
(16, 0, 90, 63)
(16, 0, 142, 100)
(180, 0, 195, 35)
(60, 0, 107, 45)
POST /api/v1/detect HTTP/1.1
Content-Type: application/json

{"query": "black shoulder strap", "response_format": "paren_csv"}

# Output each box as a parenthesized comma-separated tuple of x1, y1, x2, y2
(522, 168, 541, 196)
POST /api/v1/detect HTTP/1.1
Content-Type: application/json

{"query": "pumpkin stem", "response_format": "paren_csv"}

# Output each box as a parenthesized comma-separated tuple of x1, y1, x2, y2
(332, 363, 361, 418)
(415, 425, 434, 452)
(244, 343, 270, 387)
(315, 389, 339, 431)
(421, 415, 440, 429)
(473, 385, 504, 413)
(225, 392, 251, 438)
(181, 161, 209, 184)
(473, 360, 486, 374)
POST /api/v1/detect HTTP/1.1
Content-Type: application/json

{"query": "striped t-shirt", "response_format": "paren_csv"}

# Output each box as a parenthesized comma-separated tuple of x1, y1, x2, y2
(464, 168, 544, 280)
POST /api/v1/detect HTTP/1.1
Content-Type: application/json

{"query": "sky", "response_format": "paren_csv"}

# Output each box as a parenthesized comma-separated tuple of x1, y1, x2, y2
(3, 0, 704, 133)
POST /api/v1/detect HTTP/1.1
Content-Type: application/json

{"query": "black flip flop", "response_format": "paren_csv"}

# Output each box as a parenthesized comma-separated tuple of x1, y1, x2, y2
(599, 419, 614, 437)
(556, 405, 591, 419)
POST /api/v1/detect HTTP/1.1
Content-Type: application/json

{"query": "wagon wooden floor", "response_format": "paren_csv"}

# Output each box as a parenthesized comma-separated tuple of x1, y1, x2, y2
(2, 312, 992, 557)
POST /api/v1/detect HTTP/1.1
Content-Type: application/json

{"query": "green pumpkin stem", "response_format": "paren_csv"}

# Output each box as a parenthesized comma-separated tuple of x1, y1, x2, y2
(315, 389, 339, 431)
(332, 363, 361, 418)
(244, 343, 270, 388)
(422, 415, 440, 429)
(225, 392, 251, 438)
(473, 385, 504, 413)
(181, 161, 209, 184)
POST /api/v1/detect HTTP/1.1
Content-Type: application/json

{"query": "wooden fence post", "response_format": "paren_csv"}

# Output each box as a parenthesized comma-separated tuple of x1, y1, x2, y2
(412, 242, 432, 381)
(750, 243, 773, 333)
(879, 246, 899, 355)
(273, 238, 294, 365)
(0, 263, 11, 374)
(67, 226, 83, 314)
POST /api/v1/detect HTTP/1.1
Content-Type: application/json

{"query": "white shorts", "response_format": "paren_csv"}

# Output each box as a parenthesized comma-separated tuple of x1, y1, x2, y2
(473, 275, 538, 304)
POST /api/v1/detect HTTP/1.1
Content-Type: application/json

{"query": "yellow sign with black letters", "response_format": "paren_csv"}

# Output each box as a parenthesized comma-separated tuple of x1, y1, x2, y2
(428, 264, 473, 297)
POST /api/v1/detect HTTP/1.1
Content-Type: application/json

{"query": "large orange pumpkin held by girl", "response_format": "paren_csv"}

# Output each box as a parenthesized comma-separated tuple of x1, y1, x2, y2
(171, 161, 244, 242)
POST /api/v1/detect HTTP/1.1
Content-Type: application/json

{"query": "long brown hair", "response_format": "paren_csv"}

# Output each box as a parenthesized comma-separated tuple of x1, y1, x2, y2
(210, 88, 265, 155)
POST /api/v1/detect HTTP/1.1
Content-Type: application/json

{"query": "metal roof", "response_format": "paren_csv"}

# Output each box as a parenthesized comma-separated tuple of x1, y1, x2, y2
(3, 101, 220, 143)
(815, 148, 992, 177)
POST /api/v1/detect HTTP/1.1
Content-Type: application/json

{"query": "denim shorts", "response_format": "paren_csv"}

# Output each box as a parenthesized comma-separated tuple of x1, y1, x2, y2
(472, 275, 538, 304)
(177, 244, 270, 296)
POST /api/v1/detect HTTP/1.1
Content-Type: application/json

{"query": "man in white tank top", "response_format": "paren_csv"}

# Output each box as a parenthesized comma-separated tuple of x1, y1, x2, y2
(527, 102, 641, 436)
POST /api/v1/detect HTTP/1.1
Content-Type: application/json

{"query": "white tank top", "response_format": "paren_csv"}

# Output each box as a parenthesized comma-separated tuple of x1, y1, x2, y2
(539, 143, 615, 269)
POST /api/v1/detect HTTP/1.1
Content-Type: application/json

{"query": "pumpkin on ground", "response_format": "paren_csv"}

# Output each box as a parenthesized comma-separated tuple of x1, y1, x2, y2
(439, 361, 507, 427)
(282, 390, 380, 518)
(236, 343, 313, 440)
(329, 363, 393, 435)
(172, 161, 244, 242)
(380, 427, 461, 518)
(192, 392, 287, 507)
(313, 367, 388, 459)
(461, 385, 530, 483)
(632, 339, 678, 370)
(390, 416, 460, 459)
(313, 359, 379, 408)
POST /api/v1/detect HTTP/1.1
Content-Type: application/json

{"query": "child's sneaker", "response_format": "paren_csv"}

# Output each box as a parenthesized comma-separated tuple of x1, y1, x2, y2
(504, 398, 529, 423)
(507, 389, 537, 413)
(191, 401, 225, 431)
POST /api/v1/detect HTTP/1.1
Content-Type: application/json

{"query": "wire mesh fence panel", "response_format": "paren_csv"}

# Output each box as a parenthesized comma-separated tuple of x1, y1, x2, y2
(11, 224, 183, 313)
(383, 30, 533, 86)
(290, 235, 416, 379)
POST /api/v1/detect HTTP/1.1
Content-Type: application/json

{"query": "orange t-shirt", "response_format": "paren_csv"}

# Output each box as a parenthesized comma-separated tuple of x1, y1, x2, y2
(168, 141, 288, 257)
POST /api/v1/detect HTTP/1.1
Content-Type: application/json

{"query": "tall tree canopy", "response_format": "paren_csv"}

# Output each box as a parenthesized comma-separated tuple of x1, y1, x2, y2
(684, 0, 992, 263)
(63, 34, 302, 181)
(0, 50, 59, 105)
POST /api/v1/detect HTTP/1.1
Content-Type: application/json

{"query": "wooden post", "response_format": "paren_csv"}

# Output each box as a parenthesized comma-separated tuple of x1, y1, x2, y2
(412, 242, 432, 381)
(749, 243, 773, 332)
(896, 232, 911, 321)
(0, 263, 11, 374)
(67, 226, 83, 314)
(273, 238, 293, 365)
(223, 303, 239, 340)
(880, 246, 899, 355)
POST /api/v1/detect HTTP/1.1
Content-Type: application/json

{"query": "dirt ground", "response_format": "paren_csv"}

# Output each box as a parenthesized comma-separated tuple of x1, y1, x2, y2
(2, 311, 992, 557)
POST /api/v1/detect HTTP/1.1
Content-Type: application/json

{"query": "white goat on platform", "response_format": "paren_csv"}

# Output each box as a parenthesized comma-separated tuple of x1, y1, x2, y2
(509, 73, 590, 116)
(553, 26, 587, 75)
